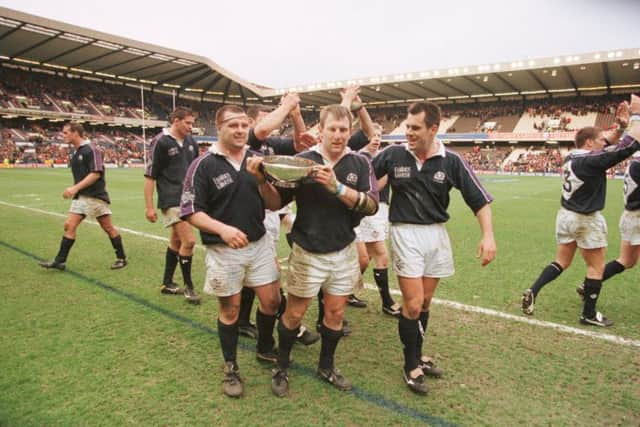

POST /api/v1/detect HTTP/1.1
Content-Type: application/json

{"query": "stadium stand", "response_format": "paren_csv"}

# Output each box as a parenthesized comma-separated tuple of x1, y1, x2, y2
(0, 63, 635, 176)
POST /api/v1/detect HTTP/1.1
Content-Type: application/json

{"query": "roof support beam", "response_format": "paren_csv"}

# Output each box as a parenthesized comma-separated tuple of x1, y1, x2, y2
(93, 53, 152, 73)
(148, 64, 206, 84)
(527, 70, 548, 92)
(221, 79, 233, 103)
(40, 38, 95, 63)
(435, 79, 468, 96)
(69, 47, 126, 68)
(0, 23, 25, 43)
(407, 81, 446, 98)
(179, 69, 212, 89)
(602, 62, 611, 94)
(494, 73, 519, 92)
(562, 67, 577, 91)
(10, 33, 58, 58)
(462, 76, 493, 94)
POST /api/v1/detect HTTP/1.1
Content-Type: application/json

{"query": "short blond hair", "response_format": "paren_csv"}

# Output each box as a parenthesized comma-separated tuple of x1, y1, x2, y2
(319, 104, 352, 129)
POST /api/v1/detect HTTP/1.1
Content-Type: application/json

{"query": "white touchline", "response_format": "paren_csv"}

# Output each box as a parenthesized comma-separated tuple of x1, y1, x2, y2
(2, 199, 639, 349)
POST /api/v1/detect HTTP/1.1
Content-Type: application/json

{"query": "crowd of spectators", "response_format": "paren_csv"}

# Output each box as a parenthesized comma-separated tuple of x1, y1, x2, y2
(0, 65, 219, 130)
(1, 122, 146, 166)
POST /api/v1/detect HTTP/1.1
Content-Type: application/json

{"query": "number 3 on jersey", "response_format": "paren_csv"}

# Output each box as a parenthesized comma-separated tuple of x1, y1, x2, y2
(562, 160, 583, 201)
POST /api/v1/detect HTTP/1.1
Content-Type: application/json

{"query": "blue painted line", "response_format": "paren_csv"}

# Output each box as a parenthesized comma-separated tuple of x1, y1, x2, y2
(0, 240, 457, 427)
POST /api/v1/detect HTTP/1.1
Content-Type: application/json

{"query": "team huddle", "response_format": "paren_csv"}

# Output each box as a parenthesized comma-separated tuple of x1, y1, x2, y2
(38, 89, 640, 398)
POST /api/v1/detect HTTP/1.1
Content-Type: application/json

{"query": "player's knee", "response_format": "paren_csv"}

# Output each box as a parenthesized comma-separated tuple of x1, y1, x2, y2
(181, 237, 196, 251)
(324, 306, 345, 322)
(169, 237, 181, 251)
(285, 309, 305, 326)
(358, 254, 369, 270)
(63, 220, 76, 234)
(260, 294, 281, 315)
(377, 254, 389, 267)
(219, 303, 240, 323)
(404, 302, 422, 319)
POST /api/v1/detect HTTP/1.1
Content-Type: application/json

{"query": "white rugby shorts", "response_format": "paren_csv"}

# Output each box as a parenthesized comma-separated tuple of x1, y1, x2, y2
(263, 210, 281, 248)
(355, 202, 388, 243)
(389, 223, 454, 278)
(555, 207, 607, 249)
(619, 209, 640, 245)
(203, 234, 279, 297)
(69, 195, 111, 218)
(161, 206, 182, 228)
(286, 242, 361, 298)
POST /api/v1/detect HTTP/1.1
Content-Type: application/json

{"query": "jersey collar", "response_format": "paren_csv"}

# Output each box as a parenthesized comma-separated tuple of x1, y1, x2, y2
(405, 139, 445, 160)
(209, 141, 248, 158)
(572, 148, 589, 155)
(310, 143, 351, 165)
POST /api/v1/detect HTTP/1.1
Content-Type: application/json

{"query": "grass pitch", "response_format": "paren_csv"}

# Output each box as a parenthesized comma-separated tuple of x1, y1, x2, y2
(0, 169, 638, 426)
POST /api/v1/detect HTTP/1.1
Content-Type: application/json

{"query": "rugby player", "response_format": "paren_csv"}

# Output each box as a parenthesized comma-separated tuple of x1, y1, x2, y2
(40, 122, 127, 271)
(522, 96, 640, 327)
(181, 105, 282, 398)
(270, 105, 379, 397)
(372, 102, 496, 394)
(144, 107, 201, 303)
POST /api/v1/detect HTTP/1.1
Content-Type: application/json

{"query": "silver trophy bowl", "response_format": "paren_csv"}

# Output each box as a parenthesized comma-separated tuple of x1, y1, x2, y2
(262, 155, 316, 188)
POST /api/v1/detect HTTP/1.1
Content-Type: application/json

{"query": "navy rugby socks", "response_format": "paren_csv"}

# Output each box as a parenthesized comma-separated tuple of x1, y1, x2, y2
(530, 261, 563, 297)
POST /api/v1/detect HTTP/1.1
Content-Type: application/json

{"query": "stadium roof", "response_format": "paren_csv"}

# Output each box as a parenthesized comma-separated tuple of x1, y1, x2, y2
(0, 6, 270, 104)
(285, 49, 640, 107)
(1, 6, 639, 109)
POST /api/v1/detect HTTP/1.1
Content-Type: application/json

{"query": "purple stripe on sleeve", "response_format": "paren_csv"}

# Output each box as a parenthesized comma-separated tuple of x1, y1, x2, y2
(366, 157, 380, 202)
(90, 143, 104, 172)
(180, 153, 208, 218)
(144, 133, 162, 177)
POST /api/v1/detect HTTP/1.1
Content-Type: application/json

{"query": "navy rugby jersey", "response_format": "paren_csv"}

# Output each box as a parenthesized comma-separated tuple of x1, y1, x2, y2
(279, 146, 379, 253)
(247, 129, 370, 155)
(248, 128, 296, 155)
(372, 141, 492, 224)
(145, 129, 199, 209)
(71, 141, 109, 203)
(180, 145, 266, 245)
(561, 134, 640, 214)
(359, 150, 389, 203)
(623, 156, 640, 211)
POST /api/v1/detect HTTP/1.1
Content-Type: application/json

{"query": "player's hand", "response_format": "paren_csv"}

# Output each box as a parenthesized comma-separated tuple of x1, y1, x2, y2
(280, 92, 300, 111)
(246, 156, 267, 184)
(311, 165, 338, 193)
(615, 101, 630, 129)
(627, 95, 640, 141)
(290, 101, 302, 117)
(476, 234, 496, 266)
(340, 85, 360, 105)
(294, 132, 319, 152)
(145, 207, 157, 223)
(220, 225, 249, 249)
(63, 186, 76, 199)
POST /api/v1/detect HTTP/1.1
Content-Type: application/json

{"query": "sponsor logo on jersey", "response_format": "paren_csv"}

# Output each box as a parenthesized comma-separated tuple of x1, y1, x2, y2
(168, 147, 179, 156)
(433, 171, 446, 183)
(394, 166, 411, 178)
(213, 172, 233, 190)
